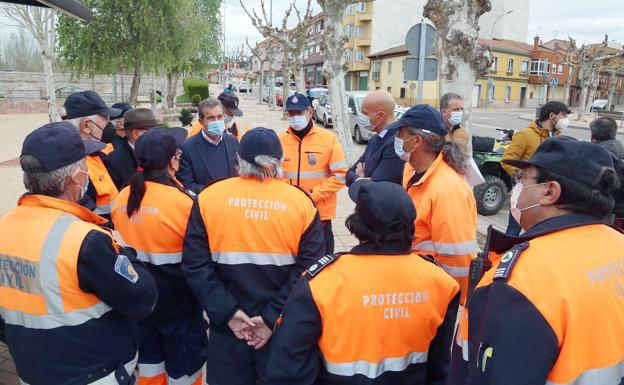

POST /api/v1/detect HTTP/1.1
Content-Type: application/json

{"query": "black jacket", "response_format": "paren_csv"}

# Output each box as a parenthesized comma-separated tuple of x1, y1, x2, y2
(346, 125, 405, 186)
(598, 139, 624, 216)
(177, 133, 239, 194)
(104, 139, 137, 190)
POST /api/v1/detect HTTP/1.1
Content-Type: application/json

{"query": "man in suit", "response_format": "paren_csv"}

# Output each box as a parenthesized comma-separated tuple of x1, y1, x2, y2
(104, 102, 134, 150)
(346, 90, 405, 186)
(178, 97, 239, 194)
(104, 108, 159, 189)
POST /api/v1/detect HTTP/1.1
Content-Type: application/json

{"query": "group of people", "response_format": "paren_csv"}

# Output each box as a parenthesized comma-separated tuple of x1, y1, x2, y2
(0, 85, 622, 385)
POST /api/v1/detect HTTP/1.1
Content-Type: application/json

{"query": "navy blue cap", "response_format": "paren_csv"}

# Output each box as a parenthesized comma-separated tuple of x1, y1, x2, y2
(110, 102, 134, 120)
(387, 104, 447, 136)
(63, 90, 121, 120)
(239, 127, 283, 165)
(135, 127, 187, 170)
(348, 180, 416, 232)
(218, 93, 243, 116)
(21, 122, 86, 172)
(503, 136, 616, 188)
(285, 93, 311, 111)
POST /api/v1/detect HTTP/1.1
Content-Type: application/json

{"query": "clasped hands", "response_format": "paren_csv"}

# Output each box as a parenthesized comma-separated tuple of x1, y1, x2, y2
(227, 309, 273, 349)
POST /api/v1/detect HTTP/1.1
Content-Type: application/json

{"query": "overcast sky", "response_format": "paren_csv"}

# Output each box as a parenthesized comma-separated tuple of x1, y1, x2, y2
(1, 0, 623, 53)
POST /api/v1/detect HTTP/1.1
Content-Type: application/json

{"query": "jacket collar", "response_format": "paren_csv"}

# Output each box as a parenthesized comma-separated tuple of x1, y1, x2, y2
(529, 120, 561, 138)
(487, 213, 608, 254)
(349, 241, 413, 255)
(286, 123, 319, 141)
(406, 153, 444, 188)
(18, 194, 107, 225)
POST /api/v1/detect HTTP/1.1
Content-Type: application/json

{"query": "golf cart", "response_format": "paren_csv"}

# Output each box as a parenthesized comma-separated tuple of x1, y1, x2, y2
(471, 130, 514, 216)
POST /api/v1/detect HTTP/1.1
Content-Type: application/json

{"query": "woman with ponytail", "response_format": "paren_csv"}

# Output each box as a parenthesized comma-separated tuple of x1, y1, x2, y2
(111, 127, 207, 385)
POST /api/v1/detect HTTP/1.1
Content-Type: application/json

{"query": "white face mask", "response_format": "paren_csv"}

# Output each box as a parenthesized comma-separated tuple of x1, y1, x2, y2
(448, 111, 463, 126)
(394, 136, 415, 162)
(358, 112, 381, 132)
(224, 114, 235, 128)
(555, 116, 570, 131)
(76, 170, 89, 200)
(509, 182, 546, 227)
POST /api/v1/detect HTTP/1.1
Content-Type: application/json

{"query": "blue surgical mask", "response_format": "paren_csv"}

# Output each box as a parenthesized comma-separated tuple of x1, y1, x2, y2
(224, 114, 235, 128)
(357, 112, 381, 132)
(448, 111, 463, 126)
(207, 120, 226, 136)
(289, 115, 309, 131)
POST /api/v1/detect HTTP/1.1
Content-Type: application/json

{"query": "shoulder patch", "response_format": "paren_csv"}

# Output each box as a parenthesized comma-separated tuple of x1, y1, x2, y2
(492, 241, 529, 281)
(178, 187, 197, 199)
(114, 254, 139, 284)
(305, 254, 340, 278)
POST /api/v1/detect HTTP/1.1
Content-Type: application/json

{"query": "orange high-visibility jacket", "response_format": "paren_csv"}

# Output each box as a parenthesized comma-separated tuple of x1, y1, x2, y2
(86, 153, 118, 215)
(182, 177, 325, 329)
(0, 194, 157, 385)
(280, 125, 347, 220)
(406, 153, 479, 300)
(266, 245, 460, 385)
(460, 214, 624, 385)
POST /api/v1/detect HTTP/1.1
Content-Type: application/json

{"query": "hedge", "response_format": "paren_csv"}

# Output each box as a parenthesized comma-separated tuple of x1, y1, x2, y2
(182, 78, 209, 100)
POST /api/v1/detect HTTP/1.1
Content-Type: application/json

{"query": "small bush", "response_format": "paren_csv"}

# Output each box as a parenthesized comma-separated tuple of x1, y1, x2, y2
(191, 94, 201, 106)
(183, 78, 209, 100)
(180, 108, 193, 118)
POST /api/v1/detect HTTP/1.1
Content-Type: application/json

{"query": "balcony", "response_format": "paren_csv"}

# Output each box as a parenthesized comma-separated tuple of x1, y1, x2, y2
(358, 12, 372, 21)
(348, 61, 371, 72)
(357, 38, 371, 47)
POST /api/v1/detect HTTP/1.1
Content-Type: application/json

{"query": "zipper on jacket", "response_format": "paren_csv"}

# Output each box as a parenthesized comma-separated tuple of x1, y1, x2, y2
(297, 138, 302, 186)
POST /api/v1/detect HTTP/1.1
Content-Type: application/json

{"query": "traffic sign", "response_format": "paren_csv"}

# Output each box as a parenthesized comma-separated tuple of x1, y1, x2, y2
(404, 58, 438, 81)
(406, 23, 436, 58)
(549, 78, 559, 87)
(409, 82, 417, 90)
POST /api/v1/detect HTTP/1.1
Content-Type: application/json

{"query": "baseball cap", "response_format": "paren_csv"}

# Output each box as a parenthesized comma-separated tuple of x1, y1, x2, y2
(110, 102, 134, 120)
(238, 127, 283, 165)
(21, 122, 86, 172)
(63, 90, 121, 120)
(386, 104, 447, 136)
(135, 127, 187, 170)
(218, 93, 243, 117)
(285, 93, 311, 111)
(502, 136, 616, 188)
(348, 179, 416, 235)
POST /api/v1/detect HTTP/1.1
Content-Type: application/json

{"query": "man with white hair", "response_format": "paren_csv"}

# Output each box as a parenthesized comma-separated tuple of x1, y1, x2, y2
(63, 90, 121, 220)
(0, 121, 157, 385)
(182, 127, 325, 385)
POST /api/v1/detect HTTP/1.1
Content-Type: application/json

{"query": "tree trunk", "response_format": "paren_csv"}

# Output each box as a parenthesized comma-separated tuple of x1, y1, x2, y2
(258, 71, 264, 105)
(607, 70, 617, 109)
(268, 70, 276, 110)
(294, 62, 306, 94)
(120, 67, 125, 102)
(150, 74, 157, 112)
(161, 68, 169, 113)
(172, 73, 181, 108)
(318, 1, 357, 165)
(40, 51, 59, 122)
(282, 65, 291, 114)
(424, 0, 492, 149)
(564, 65, 574, 106)
(130, 64, 142, 106)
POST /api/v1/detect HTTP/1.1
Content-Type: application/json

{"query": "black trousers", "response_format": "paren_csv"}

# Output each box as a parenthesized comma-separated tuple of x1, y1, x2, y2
(322, 220, 334, 255)
(205, 326, 272, 385)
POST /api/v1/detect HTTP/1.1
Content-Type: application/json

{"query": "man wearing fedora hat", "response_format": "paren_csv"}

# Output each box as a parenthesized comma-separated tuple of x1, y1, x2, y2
(104, 108, 160, 189)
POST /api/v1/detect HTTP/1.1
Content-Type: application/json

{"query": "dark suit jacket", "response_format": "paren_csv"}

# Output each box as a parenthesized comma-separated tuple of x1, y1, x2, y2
(346, 125, 405, 186)
(177, 133, 239, 194)
(104, 139, 137, 189)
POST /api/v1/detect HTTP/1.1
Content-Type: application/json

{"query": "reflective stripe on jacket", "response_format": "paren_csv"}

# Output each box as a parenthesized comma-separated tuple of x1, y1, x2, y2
(280, 125, 347, 220)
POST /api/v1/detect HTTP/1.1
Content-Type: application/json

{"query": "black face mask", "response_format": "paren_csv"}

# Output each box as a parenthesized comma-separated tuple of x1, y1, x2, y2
(101, 122, 117, 144)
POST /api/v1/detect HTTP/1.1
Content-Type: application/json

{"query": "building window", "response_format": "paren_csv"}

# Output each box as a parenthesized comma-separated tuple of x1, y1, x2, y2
(521, 61, 529, 76)
(372, 61, 381, 80)
(490, 57, 498, 73)
(356, 25, 365, 37)
(345, 49, 353, 61)
(344, 24, 354, 38)
(356, 50, 364, 61)
(505, 86, 512, 101)
(558, 64, 563, 74)
(400, 87, 406, 98)
(530, 59, 550, 75)
(507, 59, 514, 74)
(357, 2, 366, 12)
(388, 61, 392, 74)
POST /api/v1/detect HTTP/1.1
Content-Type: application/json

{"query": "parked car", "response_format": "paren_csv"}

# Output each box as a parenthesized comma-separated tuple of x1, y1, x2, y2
(314, 93, 333, 127)
(346, 91, 371, 144)
(236, 81, 252, 93)
(590, 99, 609, 112)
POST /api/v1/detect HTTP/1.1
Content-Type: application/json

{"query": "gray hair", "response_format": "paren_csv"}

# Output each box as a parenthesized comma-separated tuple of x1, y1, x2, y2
(21, 156, 84, 197)
(198, 97, 223, 119)
(440, 93, 463, 109)
(66, 115, 98, 130)
(590, 117, 618, 142)
(238, 155, 283, 180)
(406, 127, 468, 174)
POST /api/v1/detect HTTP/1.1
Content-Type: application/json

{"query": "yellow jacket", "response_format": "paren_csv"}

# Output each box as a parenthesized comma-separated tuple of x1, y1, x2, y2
(501, 121, 561, 176)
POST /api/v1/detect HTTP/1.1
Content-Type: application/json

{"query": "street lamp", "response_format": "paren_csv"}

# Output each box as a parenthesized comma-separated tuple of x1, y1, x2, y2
(485, 10, 513, 111)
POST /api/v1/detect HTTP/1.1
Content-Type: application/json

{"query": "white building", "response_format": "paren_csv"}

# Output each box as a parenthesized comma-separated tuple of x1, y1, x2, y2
(370, 0, 530, 55)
